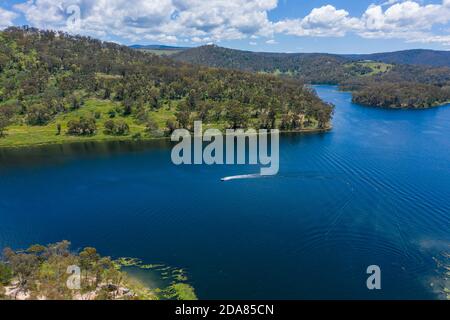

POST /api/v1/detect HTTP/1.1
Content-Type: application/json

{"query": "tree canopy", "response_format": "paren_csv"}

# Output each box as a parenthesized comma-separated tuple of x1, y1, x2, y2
(0, 27, 333, 144)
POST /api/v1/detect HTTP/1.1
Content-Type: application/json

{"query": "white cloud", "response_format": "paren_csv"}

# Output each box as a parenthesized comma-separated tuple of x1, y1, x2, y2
(274, 1, 450, 45)
(363, 2, 449, 32)
(3, 0, 450, 46)
(0, 7, 18, 29)
(274, 5, 362, 37)
(359, 1, 450, 42)
(12, 0, 277, 43)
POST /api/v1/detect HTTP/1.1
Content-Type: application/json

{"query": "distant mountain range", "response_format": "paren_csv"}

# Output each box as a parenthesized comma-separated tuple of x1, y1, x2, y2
(343, 49, 450, 68)
(131, 44, 450, 68)
(129, 44, 190, 51)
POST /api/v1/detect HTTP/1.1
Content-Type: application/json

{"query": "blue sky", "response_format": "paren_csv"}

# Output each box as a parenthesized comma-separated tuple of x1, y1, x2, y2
(0, 0, 449, 53)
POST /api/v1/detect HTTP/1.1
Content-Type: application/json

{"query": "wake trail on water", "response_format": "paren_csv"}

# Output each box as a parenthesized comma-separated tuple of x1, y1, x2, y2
(220, 171, 342, 182)
(221, 174, 263, 181)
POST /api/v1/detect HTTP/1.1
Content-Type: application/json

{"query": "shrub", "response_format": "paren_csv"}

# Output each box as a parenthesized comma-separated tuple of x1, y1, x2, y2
(67, 117, 97, 136)
(103, 119, 129, 136)
(146, 118, 159, 133)
(115, 120, 130, 135)
(69, 94, 84, 110)
(108, 109, 116, 118)
(165, 119, 177, 135)
(26, 104, 53, 126)
(132, 132, 142, 140)
(104, 119, 116, 134)
(0, 263, 12, 285)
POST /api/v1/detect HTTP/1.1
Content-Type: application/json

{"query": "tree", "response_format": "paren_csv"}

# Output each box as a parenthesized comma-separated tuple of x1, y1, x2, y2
(316, 105, 333, 129)
(115, 120, 130, 135)
(187, 89, 197, 110)
(175, 108, 191, 130)
(226, 101, 248, 129)
(104, 120, 129, 136)
(122, 99, 133, 116)
(69, 94, 84, 110)
(197, 101, 210, 122)
(0, 114, 11, 137)
(79, 247, 100, 285)
(26, 104, 52, 126)
(165, 119, 177, 135)
(26, 244, 46, 256)
(103, 87, 111, 100)
(46, 240, 71, 256)
(148, 87, 160, 109)
(67, 117, 97, 136)
(145, 118, 159, 134)
(2, 249, 39, 296)
(135, 105, 149, 123)
(104, 120, 116, 135)
(0, 263, 12, 285)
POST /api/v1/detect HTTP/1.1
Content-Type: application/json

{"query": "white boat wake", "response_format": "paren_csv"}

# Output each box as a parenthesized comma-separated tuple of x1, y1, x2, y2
(221, 174, 262, 182)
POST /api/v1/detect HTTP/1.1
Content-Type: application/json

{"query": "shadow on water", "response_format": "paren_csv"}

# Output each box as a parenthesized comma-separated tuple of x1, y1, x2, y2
(0, 139, 174, 171)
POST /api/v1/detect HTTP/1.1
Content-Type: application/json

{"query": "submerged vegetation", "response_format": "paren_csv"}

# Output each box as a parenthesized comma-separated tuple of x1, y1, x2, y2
(433, 251, 450, 300)
(0, 241, 196, 300)
(0, 27, 333, 148)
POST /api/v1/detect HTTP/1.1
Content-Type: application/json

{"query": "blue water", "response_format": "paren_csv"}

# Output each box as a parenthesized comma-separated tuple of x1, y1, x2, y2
(0, 85, 449, 299)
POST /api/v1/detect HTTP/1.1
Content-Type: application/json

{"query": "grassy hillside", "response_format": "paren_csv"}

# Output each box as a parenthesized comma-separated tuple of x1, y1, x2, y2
(0, 99, 177, 148)
(130, 45, 189, 56)
(0, 27, 333, 148)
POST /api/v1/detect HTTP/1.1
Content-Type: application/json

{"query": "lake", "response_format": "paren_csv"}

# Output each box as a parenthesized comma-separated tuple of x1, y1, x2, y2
(0, 85, 449, 299)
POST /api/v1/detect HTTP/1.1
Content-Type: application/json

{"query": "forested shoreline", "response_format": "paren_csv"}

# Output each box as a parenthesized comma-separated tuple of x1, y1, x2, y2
(0, 27, 333, 148)
(0, 241, 196, 300)
(173, 45, 450, 109)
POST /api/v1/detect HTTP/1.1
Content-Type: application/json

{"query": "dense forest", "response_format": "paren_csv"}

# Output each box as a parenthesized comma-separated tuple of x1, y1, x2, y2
(340, 64, 450, 108)
(173, 45, 450, 109)
(0, 27, 333, 147)
(172, 45, 350, 83)
(344, 49, 450, 68)
(0, 241, 196, 300)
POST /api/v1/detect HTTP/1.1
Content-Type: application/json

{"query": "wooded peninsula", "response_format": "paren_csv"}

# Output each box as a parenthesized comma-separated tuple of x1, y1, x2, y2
(0, 27, 333, 148)
(0, 241, 197, 300)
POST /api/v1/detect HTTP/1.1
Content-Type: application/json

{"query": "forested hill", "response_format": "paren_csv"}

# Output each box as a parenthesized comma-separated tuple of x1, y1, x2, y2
(172, 45, 348, 83)
(0, 27, 333, 147)
(174, 45, 450, 70)
(129, 44, 188, 56)
(344, 50, 450, 68)
(129, 44, 189, 50)
(173, 45, 450, 109)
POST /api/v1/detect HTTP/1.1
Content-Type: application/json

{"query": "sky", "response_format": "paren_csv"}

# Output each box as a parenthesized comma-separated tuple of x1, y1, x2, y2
(0, 0, 449, 53)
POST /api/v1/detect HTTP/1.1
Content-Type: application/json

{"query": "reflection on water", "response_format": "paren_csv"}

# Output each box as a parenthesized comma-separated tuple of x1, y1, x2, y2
(0, 86, 449, 299)
(0, 139, 173, 171)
